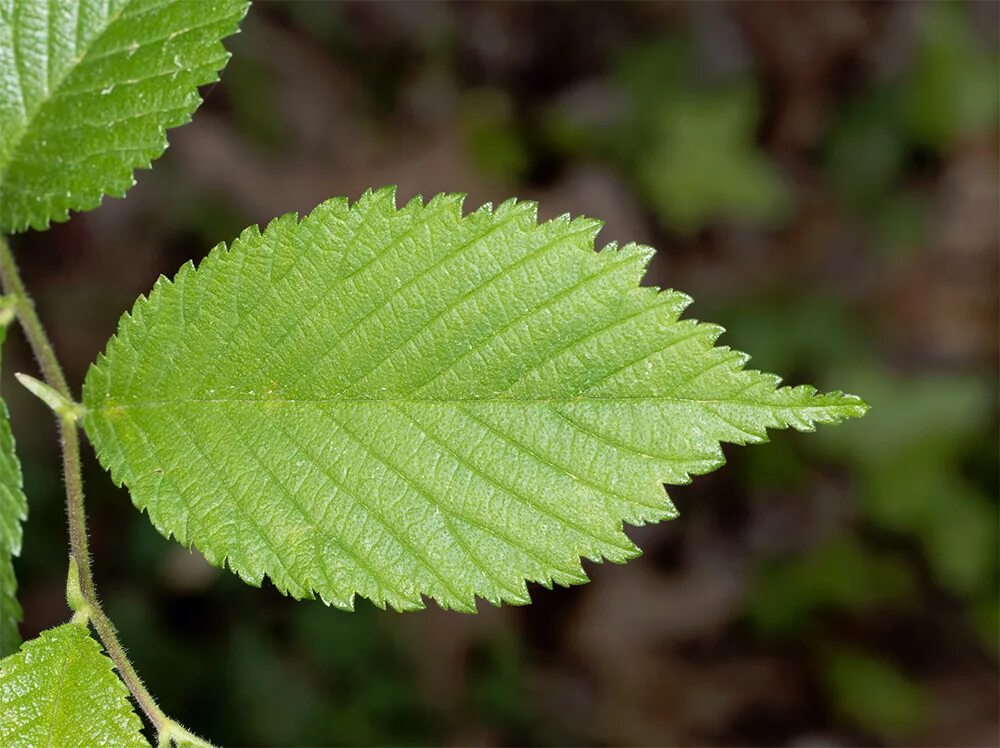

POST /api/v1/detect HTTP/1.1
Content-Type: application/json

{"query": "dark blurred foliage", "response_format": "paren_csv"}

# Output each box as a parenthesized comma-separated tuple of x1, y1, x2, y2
(5, 2, 998, 746)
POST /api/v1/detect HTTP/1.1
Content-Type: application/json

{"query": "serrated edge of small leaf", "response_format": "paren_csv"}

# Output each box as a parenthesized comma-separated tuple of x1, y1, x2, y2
(0, 0, 251, 233)
(0, 622, 150, 747)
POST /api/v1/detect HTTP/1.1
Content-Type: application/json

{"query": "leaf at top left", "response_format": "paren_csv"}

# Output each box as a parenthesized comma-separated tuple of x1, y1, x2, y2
(0, 0, 249, 233)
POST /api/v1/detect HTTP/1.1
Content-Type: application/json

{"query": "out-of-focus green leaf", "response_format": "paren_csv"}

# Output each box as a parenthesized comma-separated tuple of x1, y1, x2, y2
(905, 2, 1000, 149)
(634, 86, 791, 233)
(616, 43, 790, 233)
(825, 88, 906, 209)
(818, 368, 998, 597)
(547, 39, 791, 233)
(819, 369, 991, 465)
(749, 536, 914, 637)
(703, 293, 863, 376)
(462, 90, 529, 183)
(972, 601, 1000, 655)
(468, 631, 533, 737)
(867, 189, 929, 257)
(823, 646, 928, 741)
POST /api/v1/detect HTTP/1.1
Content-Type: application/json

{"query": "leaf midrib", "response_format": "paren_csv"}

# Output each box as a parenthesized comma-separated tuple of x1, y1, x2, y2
(92, 395, 858, 409)
(44, 634, 81, 748)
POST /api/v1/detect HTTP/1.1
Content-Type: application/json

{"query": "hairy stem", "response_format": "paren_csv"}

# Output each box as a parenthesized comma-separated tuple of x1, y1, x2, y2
(0, 236, 210, 747)
(59, 417, 170, 731)
(0, 239, 70, 400)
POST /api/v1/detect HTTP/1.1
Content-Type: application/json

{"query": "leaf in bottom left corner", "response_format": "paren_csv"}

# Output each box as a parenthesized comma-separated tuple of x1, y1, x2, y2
(0, 622, 150, 748)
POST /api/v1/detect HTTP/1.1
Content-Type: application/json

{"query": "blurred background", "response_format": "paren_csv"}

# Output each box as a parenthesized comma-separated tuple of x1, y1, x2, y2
(5, 2, 999, 746)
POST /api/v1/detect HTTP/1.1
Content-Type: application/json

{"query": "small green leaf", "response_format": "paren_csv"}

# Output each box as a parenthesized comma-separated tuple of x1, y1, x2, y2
(0, 0, 249, 233)
(82, 189, 867, 613)
(0, 622, 150, 747)
(0, 319, 27, 656)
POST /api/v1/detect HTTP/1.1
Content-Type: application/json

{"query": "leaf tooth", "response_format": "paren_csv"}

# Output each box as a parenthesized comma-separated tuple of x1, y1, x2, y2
(330, 591, 358, 612)
(229, 557, 265, 589)
(664, 287, 694, 313)
(608, 240, 654, 266)
(497, 579, 532, 607)
(309, 195, 351, 224)
(698, 322, 727, 345)
(235, 222, 264, 247)
(353, 185, 397, 215)
(173, 258, 196, 284)
(826, 391, 871, 417)
(498, 195, 525, 215)
(402, 193, 426, 212)
(441, 593, 479, 614)
(730, 349, 752, 369)
(550, 563, 591, 588)
(757, 371, 783, 388)
(569, 215, 604, 247)
(422, 191, 465, 222)
(594, 241, 655, 291)
(256, 210, 301, 243)
(387, 594, 427, 613)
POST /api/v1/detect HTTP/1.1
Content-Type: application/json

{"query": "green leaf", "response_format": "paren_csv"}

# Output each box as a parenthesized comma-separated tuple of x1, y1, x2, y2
(823, 646, 928, 741)
(748, 536, 913, 638)
(0, 622, 150, 747)
(561, 39, 792, 233)
(0, 319, 27, 656)
(81, 189, 868, 612)
(818, 367, 997, 597)
(0, 0, 249, 233)
(904, 1, 1000, 149)
(633, 85, 792, 233)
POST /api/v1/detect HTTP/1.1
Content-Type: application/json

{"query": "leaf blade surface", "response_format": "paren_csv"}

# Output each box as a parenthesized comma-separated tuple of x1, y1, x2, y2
(0, 622, 149, 748)
(82, 190, 868, 612)
(0, 0, 248, 232)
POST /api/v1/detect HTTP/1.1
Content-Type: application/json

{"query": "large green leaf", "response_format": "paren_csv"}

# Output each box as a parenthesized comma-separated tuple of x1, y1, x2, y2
(0, 622, 149, 747)
(82, 189, 867, 612)
(0, 320, 26, 656)
(0, 0, 248, 233)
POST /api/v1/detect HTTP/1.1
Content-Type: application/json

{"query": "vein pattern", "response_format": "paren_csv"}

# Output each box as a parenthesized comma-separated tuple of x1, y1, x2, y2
(0, 622, 149, 748)
(82, 189, 868, 612)
(0, 0, 248, 231)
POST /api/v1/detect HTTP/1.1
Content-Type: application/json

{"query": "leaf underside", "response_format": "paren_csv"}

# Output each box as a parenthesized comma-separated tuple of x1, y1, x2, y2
(0, 0, 248, 233)
(0, 622, 149, 748)
(0, 323, 27, 656)
(82, 189, 868, 613)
